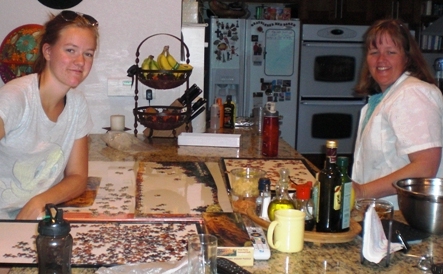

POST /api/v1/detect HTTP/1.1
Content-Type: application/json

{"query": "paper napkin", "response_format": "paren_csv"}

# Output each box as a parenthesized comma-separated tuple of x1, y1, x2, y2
(362, 205, 403, 263)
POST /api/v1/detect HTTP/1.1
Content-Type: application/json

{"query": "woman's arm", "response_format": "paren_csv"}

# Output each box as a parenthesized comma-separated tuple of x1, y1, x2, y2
(353, 147, 442, 199)
(16, 136, 89, 220)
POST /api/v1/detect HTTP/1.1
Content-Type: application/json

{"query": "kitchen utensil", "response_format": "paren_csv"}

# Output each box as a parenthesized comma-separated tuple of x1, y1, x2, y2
(393, 178, 443, 234)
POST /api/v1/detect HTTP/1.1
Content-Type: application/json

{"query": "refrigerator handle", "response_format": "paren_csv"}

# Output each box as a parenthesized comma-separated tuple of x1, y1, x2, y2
(300, 97, 367, 106)
(302, 42, 363, 48)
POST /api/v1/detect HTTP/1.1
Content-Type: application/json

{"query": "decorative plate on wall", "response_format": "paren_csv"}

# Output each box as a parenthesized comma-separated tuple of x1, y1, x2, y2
(38, 0, 82, 9)
(0, 24, 44, 83)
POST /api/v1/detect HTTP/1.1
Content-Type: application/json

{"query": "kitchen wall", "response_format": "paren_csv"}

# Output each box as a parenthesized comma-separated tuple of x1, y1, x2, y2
(0, 0, 186, 133)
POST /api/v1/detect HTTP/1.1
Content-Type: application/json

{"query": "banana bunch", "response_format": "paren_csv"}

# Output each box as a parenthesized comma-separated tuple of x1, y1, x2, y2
(141, 55, 159, 77)
(141, 45, 193, 80)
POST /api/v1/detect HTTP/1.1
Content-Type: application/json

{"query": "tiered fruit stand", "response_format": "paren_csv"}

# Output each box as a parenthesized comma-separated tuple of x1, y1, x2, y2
(127, 33, 193, 137)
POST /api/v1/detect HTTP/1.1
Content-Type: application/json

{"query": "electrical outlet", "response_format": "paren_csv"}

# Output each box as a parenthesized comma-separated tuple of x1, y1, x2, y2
(107, 78, 134, 97)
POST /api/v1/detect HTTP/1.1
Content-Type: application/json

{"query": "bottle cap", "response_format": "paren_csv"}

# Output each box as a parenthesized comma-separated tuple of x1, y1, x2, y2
(38, 204, 71, 237)
(326, 140, 338, 148)
(258, 177, 271, 191)
(337, 156, 349, 167)
(265, 102, 278, 116)
(296, 184, 311, 200)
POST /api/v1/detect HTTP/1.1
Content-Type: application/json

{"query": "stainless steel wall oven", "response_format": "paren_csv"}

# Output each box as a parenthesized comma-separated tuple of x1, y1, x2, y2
(296, 24, 369, 157)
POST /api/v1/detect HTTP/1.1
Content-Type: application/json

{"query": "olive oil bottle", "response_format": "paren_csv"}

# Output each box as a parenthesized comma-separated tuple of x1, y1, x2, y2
(337, 156, 352, 232)
(316, 140, 342, 232)
(267, 168, 295, 221)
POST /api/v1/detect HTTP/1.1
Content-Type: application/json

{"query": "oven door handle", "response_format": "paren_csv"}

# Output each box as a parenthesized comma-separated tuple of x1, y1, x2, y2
(302, 42, 363, 48)
(300, 97, 367, 106)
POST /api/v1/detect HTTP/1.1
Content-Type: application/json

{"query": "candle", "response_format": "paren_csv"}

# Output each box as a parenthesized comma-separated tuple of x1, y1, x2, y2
(110, 115, 125, 131)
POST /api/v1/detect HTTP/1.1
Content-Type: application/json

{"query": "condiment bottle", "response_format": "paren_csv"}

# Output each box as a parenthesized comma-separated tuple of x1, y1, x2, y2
(294, 183, 315, 231)
(256, 178, 271, 220)
(268, 168, 294, 221)
(210, 100, 220, 130)
(337, 156, 352, 232)
(216, 97, 224, 128)
(262, 102, 279, 157)
(37, 204, 73, 274)
(316, 140, 342, 232)
(223, 95, 235, 128)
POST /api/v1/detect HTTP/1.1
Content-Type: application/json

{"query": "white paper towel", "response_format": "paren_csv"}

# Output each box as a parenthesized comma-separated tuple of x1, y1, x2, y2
(362, 205, 403, 263)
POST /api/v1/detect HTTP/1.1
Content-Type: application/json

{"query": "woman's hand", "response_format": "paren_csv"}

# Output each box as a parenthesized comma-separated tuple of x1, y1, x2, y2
(15, 196, 46, 220)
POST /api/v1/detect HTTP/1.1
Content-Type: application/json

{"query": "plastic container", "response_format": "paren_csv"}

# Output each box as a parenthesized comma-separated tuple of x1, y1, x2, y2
(36, 204, 73, 274)
(210, 102, 220, 130)
(262, 102, 279, 157)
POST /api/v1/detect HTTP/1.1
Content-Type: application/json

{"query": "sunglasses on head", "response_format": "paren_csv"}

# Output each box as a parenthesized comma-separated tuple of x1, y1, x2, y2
(60, 10, 98, 27)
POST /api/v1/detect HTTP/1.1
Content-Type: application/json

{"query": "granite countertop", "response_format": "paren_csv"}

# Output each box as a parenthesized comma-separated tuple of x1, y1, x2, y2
(7, 129, 443, 273)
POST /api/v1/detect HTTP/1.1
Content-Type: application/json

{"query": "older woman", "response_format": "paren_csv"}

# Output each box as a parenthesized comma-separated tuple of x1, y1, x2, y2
(352, 19, 443, 209)
(0, 10, 99, 219)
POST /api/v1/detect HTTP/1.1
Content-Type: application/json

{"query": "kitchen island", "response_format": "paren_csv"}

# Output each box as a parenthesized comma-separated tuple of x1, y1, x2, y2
(7, 128, 443, 273)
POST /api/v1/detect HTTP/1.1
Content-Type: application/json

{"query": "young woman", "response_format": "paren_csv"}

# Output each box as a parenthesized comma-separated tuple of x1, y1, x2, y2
(0, 10, 99, 219)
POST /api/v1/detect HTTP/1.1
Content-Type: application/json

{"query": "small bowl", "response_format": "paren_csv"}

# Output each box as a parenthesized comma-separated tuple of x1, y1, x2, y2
(229, 167, 266, 198)
(393, 178, 443, 234)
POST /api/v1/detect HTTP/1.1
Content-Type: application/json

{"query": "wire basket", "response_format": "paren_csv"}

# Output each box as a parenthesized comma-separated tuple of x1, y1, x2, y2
(131, 33, 192, 90)
(134, 106, 188, 131)
(138, 69, 192, 90)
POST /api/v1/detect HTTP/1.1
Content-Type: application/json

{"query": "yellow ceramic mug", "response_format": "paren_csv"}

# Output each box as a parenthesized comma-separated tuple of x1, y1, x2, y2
(267, 209, 305, 253)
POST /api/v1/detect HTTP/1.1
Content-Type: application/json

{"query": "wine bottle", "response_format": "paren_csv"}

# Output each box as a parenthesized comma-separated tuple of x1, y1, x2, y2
(267, 168, 295, 221)
(337, 156, 352, 232)
(223, 95, 235, 128)
(316, 140, 342, 232)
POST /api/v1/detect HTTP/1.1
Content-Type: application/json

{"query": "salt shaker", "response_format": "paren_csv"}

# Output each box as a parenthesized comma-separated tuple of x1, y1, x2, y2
(262, 102, 279, 157)
(37, 204, 73, 274)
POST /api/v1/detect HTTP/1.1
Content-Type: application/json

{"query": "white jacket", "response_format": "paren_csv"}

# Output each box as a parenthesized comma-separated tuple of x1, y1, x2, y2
(352, 72, 443, 209)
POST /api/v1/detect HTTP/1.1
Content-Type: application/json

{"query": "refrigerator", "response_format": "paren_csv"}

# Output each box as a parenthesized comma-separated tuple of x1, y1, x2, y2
(207, 17, 301, 148)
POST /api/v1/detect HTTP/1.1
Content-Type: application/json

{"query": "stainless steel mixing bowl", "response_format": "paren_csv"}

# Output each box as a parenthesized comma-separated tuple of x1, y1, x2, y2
(393, 178, 443, 234)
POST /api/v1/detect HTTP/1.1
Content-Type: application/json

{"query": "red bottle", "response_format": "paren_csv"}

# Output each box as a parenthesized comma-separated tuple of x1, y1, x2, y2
(262, 102, 279, 157)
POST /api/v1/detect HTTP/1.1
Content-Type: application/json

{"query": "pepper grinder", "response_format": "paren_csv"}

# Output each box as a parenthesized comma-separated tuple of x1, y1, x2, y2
(37, 204, 73, 274)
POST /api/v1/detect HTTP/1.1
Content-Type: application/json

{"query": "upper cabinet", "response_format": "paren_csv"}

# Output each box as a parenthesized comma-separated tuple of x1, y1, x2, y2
(298, 0, 371, 25)
(297, 0, 422, 25)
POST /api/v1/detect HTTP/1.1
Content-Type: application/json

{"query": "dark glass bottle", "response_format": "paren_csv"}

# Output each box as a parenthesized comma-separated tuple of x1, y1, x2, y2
(316, 140, 342, 232)
(267, 168, 295, 221)
(223, 95, 235, 128)
(337, 156, 352, 232)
